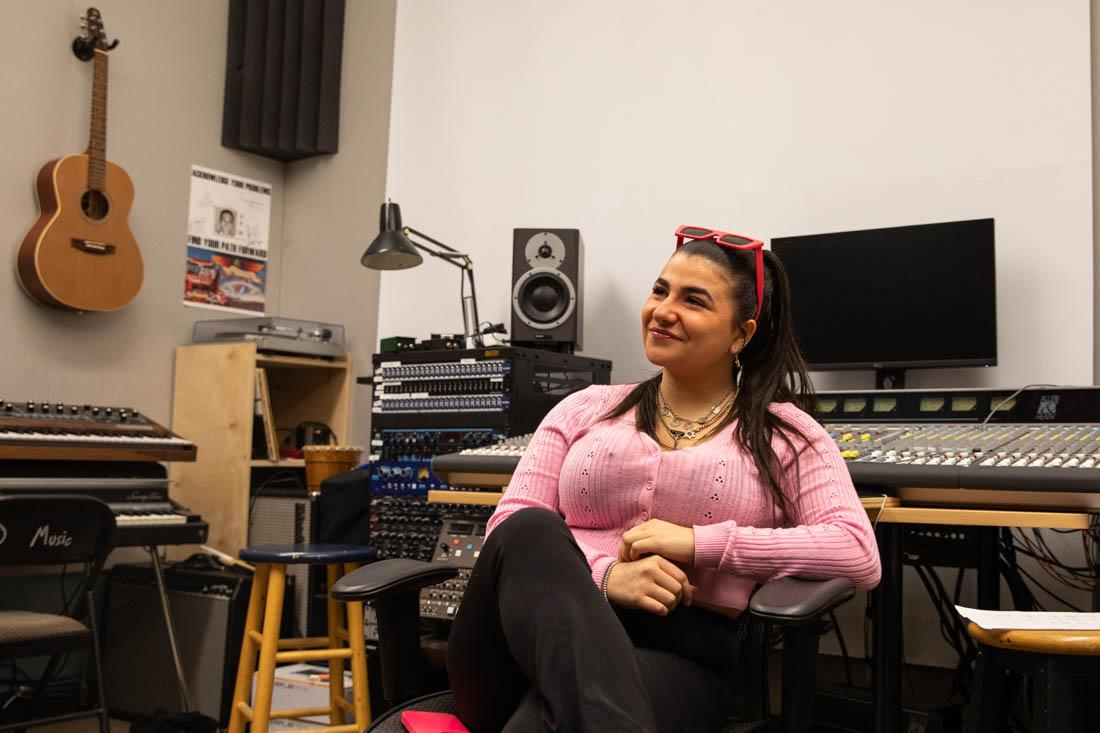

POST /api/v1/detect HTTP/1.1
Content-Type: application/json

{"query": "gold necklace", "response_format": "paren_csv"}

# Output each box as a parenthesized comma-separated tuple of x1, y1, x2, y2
(658, 407, 728, 449)
(658, 386, 735, 434)
(657, 388, 736, 448)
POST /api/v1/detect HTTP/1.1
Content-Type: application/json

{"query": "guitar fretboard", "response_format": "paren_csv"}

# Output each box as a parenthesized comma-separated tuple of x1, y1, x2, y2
(88, 48, 108, 193)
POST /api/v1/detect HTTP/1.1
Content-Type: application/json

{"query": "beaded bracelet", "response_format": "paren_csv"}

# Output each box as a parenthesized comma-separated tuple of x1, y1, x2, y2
(601, 561, 618, 603)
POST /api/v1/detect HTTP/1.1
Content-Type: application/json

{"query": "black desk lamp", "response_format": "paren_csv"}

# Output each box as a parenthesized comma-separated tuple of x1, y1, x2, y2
(361, 201, 483, 348)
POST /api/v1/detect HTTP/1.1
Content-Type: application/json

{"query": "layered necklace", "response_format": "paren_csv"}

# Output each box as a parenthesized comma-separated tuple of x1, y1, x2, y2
(657, 385, 737, 449)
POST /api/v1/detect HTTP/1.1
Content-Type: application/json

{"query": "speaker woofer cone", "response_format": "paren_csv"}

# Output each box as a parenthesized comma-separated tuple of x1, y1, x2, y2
(512, 268, 577, 331)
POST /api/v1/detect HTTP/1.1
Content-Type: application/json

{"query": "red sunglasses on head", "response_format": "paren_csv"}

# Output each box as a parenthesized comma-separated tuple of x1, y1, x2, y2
(674, 225, 765, 320)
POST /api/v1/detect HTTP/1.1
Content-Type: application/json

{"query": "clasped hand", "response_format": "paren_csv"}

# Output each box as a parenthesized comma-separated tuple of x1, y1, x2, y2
(606, 519, 696, 616)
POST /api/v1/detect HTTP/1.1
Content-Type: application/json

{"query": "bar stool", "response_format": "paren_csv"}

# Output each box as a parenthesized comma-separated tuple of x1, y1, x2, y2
(228, 544, 378, 733)
(965, 621, 1100, 732)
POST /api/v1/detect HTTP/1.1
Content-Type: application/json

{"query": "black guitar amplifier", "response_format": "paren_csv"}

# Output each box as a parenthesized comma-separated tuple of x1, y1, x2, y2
(101, 561, 293, 727)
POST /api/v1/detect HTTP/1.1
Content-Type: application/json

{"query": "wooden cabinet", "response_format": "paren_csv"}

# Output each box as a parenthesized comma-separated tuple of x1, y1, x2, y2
(169, 343, 352, 555)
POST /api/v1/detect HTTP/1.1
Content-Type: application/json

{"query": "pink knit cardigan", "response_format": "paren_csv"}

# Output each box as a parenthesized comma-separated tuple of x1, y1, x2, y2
(486, 384, 881, 610)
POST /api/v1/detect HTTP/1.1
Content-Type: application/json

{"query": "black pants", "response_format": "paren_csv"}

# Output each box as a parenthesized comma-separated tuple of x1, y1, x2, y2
(447, 508, 743, 733)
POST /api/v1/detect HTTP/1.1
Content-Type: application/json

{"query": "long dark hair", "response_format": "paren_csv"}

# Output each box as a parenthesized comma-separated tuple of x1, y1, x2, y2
(602, 240, 816, 520)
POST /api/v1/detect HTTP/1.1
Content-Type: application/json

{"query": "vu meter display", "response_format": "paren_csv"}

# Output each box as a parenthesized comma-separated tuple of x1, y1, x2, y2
(952, 396, 978, 413)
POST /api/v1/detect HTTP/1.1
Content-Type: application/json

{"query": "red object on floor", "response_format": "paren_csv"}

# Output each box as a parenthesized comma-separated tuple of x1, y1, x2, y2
(400, 710, 470, 733)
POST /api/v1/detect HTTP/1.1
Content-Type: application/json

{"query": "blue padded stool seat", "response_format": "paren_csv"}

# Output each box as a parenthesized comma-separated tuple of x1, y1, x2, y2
(239, 543, 377, 565)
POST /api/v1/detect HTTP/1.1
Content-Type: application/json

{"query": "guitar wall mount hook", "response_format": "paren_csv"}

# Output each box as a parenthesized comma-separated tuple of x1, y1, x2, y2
(72, 18, 119, 62)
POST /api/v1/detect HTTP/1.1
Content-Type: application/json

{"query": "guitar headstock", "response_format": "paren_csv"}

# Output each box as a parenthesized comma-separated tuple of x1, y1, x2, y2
(83, 8, 103, 47)
(78, 7, 118, 54)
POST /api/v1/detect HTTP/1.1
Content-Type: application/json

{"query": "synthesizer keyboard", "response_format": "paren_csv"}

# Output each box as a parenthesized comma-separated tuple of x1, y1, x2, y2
(0, 466, 208, 547)
(0, 399, 196, 462)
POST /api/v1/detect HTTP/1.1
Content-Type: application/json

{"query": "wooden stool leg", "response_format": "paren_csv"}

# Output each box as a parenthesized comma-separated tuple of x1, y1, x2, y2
(1033, 656, 1072, 733)
(326, 563, 346, 726)
(251, 563, 287, 733)
(345, 561, 372, 728)
(228, 563, 271, 733)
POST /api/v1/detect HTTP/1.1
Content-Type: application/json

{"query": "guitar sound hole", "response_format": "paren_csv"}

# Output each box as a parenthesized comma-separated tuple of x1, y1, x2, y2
(81, 190, 110, 220)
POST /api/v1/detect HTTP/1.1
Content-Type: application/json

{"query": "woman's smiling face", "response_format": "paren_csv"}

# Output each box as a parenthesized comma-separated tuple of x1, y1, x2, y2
(641, 252, 749, 373)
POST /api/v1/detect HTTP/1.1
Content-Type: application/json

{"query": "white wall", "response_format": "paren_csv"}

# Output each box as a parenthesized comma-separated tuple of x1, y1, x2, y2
(381, 0, 1093, 390)
(381, 0, 1095, 668)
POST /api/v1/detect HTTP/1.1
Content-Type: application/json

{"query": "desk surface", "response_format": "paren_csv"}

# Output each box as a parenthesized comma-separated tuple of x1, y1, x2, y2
(861, 497, 1092, 529)
(427, 490, 1094, 530)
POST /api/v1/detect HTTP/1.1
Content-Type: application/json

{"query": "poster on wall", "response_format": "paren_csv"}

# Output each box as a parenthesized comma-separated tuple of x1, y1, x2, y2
(183, 165, 272, 314)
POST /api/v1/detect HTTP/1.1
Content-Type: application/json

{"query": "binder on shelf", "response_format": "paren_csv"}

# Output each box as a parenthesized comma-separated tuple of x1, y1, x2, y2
(254, 368, 279, 461)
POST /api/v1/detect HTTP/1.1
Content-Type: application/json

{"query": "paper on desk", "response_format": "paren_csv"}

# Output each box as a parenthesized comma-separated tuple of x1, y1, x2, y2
(955, 605, 1100, 631)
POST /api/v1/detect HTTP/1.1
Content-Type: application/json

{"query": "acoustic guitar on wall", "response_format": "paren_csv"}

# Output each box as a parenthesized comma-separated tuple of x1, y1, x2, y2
(16, 7, 143, 312)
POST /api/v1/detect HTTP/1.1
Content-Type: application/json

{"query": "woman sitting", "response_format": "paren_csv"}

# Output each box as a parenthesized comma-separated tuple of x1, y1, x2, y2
(447, 226, 881, 732)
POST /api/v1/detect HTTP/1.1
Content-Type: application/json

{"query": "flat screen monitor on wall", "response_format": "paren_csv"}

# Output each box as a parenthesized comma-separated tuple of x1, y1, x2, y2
(771, 218, 997, 388)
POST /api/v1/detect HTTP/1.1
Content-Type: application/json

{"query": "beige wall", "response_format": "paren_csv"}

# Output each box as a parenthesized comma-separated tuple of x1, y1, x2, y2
(284, 0, 396, 446)
(0, 0, 392, 446)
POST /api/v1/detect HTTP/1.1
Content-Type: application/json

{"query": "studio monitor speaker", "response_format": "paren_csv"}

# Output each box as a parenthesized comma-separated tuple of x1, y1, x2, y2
(511, 229, 584, 353)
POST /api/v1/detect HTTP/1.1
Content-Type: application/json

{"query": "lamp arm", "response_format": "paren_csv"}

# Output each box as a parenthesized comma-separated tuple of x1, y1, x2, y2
(404, 228, 484, 347)
(404, 237, 468, 269)
(464, 266, 482, 346)
(405, 227, 464, 256)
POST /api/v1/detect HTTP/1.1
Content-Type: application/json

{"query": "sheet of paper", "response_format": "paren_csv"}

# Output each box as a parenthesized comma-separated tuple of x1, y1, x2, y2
(955, 605, 1100, 631)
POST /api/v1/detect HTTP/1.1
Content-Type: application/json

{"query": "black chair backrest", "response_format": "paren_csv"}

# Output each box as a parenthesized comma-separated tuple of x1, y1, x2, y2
(0, 494, 116, 569)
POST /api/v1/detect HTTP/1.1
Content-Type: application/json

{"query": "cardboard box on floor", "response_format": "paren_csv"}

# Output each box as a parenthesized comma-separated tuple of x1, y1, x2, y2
(251, 663, 355, 730)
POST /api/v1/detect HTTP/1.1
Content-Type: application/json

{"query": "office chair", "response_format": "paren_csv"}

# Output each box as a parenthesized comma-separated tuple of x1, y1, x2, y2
(333, 559, 855, 732)
(0, 495, 117, 733)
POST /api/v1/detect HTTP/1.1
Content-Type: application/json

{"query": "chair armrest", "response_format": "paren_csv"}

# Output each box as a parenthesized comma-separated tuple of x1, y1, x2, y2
(331, 558, 458, 603)
(749, 577, 856, 625)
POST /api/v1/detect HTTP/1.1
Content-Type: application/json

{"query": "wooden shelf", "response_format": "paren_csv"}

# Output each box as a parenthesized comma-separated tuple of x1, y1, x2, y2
(172, 342, 351, 557)
(257, 352, 349, 369)
(428, 490, 504, 506)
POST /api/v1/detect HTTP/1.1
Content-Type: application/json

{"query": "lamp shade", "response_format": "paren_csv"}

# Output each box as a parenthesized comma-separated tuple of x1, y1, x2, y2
(361, 202, 423, 270)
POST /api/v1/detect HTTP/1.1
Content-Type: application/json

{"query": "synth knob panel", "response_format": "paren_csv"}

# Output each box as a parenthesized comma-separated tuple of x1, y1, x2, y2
(0, 398, 196, 462)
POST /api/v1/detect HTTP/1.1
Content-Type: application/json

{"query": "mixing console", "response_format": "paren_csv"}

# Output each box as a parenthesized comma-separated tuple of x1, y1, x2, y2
(431, 387, 1100, 511)
(828, 424, 1100, 469)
